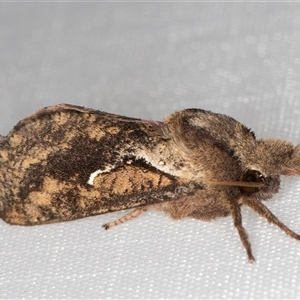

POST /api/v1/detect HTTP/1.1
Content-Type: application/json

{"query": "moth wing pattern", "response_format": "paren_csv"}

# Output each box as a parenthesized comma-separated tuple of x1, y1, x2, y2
(0, 104, 201, 226)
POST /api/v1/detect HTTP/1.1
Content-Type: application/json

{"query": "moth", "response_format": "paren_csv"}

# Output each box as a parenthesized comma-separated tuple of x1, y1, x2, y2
(0, 104, 299, 261)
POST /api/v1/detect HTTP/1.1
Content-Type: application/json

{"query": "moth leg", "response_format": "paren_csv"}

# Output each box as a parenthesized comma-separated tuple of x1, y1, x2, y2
(229, 200, 255, 262)
(102, 207, 148, 230)
(242, 198, 300, 241)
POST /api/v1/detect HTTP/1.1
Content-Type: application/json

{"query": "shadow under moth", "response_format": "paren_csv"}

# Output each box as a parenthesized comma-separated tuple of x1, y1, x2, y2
(0, 104, 300, 261)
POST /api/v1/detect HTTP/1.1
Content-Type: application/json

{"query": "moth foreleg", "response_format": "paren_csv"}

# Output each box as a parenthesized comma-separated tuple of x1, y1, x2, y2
(229, 199, 255, 262)
(102, 207, 148, 230)
(242, 198, 300, 241)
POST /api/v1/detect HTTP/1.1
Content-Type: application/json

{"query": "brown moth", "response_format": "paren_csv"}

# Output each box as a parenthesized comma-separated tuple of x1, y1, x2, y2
(0, 104, 300, 261)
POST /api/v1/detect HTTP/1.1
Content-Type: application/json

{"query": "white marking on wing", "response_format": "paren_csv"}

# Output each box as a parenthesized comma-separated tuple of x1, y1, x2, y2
(87, 166, 114, 185)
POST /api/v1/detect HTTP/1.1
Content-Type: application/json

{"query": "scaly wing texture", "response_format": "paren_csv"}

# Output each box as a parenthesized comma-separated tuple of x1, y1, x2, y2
(0, 104, 199, 225)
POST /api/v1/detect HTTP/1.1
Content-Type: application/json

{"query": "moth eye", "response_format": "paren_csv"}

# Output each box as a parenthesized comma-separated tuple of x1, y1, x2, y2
(240, 170, 265, 194)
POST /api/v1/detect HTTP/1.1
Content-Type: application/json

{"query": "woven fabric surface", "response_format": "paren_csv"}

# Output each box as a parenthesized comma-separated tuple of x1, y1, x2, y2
(1, 3, 300, 299)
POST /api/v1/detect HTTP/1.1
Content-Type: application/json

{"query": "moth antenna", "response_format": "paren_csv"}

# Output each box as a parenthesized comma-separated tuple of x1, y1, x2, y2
(209, 181, 265, 188)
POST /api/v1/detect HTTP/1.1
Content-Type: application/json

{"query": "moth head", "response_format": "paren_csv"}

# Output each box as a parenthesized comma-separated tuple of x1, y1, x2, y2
(239, 169, 280, 200)
(212, 139, 300, 199)
(210, 169, 280, 200)
(250, 139, 300, 176)
(239, 170, 265, 194)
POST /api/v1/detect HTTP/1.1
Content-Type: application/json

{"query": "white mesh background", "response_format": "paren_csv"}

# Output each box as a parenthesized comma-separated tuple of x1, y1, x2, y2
(1, 3, 300, 299)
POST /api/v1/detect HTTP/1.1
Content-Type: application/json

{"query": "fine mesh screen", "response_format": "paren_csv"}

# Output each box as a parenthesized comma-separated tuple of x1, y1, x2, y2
(1, 3, 300, 299)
